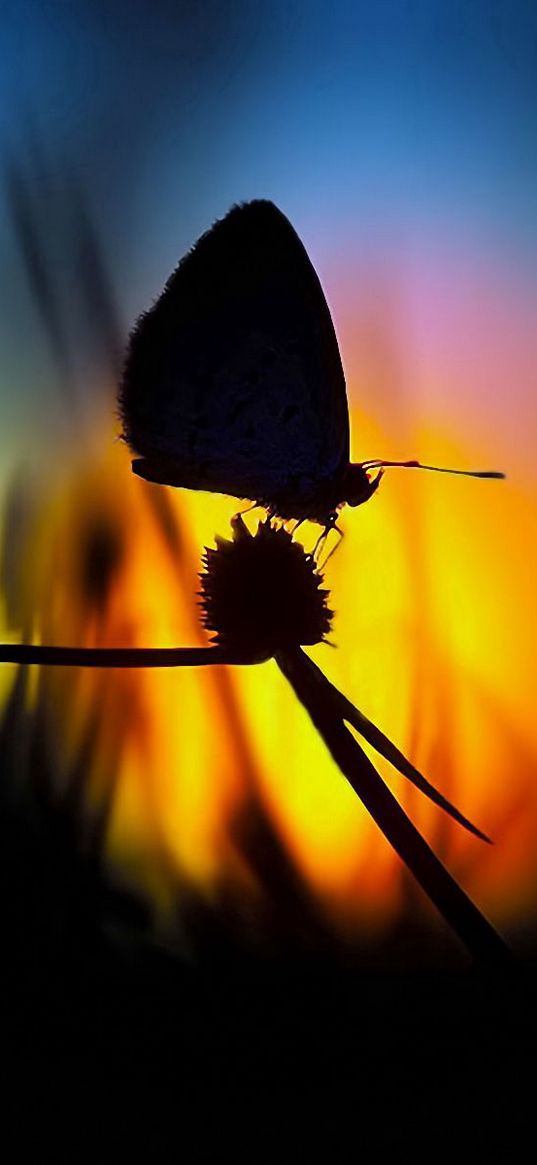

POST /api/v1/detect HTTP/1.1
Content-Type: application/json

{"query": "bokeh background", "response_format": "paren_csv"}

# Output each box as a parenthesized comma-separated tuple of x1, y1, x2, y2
(1, 0, 537, 962)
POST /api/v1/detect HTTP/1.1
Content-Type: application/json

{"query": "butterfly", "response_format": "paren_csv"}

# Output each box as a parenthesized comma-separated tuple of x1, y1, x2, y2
(119, 200, 503, 531)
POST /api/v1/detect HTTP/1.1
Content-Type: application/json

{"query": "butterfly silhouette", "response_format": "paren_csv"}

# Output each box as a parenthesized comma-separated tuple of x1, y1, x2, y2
(119, 200, 503, 531)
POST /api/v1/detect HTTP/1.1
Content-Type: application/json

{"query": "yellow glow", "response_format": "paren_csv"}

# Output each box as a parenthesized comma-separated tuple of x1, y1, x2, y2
(2, 410, 537, 935)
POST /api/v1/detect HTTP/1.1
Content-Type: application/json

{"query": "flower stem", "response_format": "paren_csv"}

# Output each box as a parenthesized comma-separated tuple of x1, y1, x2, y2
(276, 646, 511, 967)
(0, 643, 261, 667)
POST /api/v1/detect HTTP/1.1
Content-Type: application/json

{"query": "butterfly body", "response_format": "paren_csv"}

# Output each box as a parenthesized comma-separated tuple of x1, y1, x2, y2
(131, 452, 382, 526)
(120, 200, 503, 524)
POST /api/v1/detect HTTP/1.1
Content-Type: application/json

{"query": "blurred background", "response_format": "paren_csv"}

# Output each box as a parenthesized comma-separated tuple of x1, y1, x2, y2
(1, 0, 537, 973)
(3, 5, 537, 1158)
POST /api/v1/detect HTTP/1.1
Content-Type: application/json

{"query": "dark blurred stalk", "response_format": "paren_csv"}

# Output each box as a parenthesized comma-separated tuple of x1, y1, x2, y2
(0, 643, 266, 667)
(276, 646, 511, 968)
(4, 157, 75, 403)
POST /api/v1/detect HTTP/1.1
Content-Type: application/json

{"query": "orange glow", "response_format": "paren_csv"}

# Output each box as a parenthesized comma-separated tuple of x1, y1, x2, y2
(2, 404, 537, 940)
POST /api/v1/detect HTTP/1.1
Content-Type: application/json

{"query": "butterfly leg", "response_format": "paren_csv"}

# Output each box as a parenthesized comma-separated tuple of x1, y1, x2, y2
(311, 512, 344, 568)
(318, 524, 344, 568)
(308, 527, 326, 561)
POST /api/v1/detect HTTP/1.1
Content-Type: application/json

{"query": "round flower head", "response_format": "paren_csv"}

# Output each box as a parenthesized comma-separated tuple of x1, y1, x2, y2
(199, 516, 333, 659)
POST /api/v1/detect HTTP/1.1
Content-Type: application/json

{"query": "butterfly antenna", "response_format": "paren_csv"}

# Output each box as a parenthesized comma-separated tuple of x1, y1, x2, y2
(361, 459, 505, 480)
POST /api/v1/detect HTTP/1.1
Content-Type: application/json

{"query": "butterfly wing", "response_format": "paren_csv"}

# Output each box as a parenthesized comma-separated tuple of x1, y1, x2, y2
(119, 200, 350, 508)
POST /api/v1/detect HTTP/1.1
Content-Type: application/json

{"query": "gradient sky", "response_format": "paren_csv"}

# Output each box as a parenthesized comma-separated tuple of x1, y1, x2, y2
(2, 1, 537, 933)
(1, 1, 536, 467)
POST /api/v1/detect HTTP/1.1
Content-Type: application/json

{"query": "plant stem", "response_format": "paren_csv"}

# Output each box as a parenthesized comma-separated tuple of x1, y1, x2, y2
(0, 643, 260, 667)
(276, 646, 511, 967)
(300, 651, 490, 842)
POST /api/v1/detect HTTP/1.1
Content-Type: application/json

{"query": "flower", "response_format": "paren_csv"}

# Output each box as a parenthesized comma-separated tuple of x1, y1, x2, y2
(199, 515, 333, 658)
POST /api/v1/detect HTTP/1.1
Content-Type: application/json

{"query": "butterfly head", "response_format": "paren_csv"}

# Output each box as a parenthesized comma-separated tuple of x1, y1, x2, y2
(344, 464, 384, 508)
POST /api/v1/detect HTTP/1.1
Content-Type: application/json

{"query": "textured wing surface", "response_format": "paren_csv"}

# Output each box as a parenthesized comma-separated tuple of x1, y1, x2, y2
(119, 201, 349, 502)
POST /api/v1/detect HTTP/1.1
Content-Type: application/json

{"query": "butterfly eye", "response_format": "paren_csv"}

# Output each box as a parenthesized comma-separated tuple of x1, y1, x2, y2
(345, 465, 383, 507)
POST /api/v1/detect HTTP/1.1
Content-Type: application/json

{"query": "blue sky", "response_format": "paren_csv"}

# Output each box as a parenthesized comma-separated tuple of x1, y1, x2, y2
(1, 1, 536, 450)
